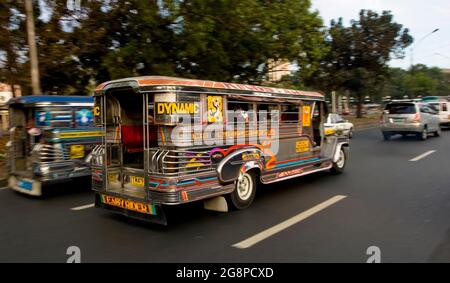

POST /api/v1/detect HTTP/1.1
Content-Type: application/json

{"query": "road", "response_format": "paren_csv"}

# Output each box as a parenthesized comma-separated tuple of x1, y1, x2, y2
(1, 127, 449, 263)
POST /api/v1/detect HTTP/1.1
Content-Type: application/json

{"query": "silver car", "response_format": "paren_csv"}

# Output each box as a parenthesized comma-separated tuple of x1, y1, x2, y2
(381, 102, 441, 140)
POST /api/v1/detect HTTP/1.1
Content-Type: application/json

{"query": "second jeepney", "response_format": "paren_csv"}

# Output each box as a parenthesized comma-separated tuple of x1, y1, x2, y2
(91, 76, 349, 224)
(7, 96, 101, 196)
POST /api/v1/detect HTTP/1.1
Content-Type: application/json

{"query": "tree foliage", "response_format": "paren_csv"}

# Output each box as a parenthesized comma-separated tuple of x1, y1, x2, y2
(0, 0, 327, 95)
(306, 10, 413, 116)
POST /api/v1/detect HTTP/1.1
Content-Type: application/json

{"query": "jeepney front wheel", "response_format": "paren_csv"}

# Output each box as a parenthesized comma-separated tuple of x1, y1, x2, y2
(228, 171, 257, 210)
(330, 148, 347, 175)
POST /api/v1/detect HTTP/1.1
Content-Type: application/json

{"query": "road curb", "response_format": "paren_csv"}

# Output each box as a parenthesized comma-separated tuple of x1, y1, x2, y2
(355, 123, 380, 132)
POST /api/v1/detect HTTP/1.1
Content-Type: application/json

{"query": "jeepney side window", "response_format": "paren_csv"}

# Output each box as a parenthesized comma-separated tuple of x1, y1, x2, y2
(227, 100, 254, 124)
(280, 104, 300, 124)
(257, 103, 280, 122)
(35, 108, 72, 128)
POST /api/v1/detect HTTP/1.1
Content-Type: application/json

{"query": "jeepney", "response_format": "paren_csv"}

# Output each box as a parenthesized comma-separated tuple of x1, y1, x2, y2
(91, 76, 349, 225)
(6, 96, 101, 196)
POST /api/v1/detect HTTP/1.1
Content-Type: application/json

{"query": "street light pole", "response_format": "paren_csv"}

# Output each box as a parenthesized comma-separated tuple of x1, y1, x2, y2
(25, 0, 41, 96)
(410, 28, 440, 69)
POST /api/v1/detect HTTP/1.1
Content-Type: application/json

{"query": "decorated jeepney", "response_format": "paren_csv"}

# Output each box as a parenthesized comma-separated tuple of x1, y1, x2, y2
(91, 76, 349, 225)
(6, 96, 101, 196)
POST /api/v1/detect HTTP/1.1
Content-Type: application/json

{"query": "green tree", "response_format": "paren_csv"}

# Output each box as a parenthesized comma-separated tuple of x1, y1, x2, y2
(308, 10, 412, 117)
(177, 0, 326, 83)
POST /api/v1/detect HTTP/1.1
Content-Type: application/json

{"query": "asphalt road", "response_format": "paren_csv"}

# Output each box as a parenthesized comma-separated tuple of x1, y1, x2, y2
(1, 127, 449, 263)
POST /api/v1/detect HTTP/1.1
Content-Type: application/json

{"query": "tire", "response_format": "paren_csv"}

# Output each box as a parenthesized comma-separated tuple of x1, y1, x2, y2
(418, 127, 428, 141)
(434, 127, 442, 137)
(330, 148, 347, 174)
(228, 171, 257, 210)
(382, 132, 391, 141)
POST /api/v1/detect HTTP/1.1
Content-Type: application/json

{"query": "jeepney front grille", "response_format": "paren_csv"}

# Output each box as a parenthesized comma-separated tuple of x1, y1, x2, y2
(148, 149, 213, 176)
(32, 144, 67, 162)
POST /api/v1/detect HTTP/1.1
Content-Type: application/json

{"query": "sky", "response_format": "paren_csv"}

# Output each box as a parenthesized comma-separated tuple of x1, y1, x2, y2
(312, 0, 450, 70)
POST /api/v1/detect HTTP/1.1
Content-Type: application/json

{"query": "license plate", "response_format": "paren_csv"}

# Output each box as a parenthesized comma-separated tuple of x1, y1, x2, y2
(18, 180, 32, 191)
(101, 195, 156, 215)
(391, 118, 404, 123)
(130, 176, 145, 187)
(70, 145, 85, 159)
(108, 173, 119, 183)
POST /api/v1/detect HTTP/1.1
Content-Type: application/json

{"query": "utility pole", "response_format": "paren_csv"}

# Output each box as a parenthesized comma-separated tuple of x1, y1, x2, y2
(25, 0, 41, 95)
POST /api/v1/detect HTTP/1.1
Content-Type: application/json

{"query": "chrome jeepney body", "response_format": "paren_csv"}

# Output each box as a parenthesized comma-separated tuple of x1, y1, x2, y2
(92, 76, 349, 224)
(7, 96, 101, 196)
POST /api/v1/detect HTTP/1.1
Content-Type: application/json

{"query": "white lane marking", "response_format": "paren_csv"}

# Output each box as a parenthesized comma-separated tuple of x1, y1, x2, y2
(71, 203, 95, 211)
(409, 150, 436, 162)
(232, 195, 348, 249)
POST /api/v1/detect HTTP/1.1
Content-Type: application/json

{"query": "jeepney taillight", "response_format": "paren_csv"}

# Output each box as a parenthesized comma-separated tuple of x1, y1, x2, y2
(413, 113, 421, 123)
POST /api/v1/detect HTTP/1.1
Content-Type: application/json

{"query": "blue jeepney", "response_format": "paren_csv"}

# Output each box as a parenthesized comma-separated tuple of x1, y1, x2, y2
(6, 96, 102, 196)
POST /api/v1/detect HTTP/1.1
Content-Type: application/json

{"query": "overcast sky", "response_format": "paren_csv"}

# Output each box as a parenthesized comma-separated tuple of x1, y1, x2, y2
(312, 0, 450, 70)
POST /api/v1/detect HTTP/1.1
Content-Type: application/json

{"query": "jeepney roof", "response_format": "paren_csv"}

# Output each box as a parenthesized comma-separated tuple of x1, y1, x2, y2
(95, 76, 324, 100)
(8, 95, 94, 106)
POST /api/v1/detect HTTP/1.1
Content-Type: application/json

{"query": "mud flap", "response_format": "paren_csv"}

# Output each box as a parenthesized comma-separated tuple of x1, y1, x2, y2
(204, 196, 229, 213)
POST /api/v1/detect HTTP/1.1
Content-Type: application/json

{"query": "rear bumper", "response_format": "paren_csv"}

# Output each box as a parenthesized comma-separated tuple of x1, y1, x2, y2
(35, 161, 91, 182)
(94, 192, 167, 225)
(381, 123, 423, 133)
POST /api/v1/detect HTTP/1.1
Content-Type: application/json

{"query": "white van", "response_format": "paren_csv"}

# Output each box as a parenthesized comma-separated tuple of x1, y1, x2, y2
(423, 97, 450, 127)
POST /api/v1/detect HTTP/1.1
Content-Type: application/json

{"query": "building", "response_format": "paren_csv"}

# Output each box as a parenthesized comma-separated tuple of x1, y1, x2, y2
(267, 59, 292, 82)
(0, 83, 21, 132)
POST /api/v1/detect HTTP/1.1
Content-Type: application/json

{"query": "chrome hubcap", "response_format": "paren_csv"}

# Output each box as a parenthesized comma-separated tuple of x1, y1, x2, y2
(237, 174, 252, 201)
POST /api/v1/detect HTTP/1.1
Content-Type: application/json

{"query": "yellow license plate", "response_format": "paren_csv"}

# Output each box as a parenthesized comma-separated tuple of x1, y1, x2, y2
(130, 176, 145, 187)
(108, 173, 119, 183)
(70, 145, 85, 159)
(101, 195, 155, 215)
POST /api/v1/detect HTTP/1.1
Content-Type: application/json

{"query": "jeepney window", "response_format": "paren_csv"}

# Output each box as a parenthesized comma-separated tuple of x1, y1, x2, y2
(257, 103, 280, 123)
(227, 100, 254, 124)
(34, 108, 73, 128)
(280, 104, 300, 124)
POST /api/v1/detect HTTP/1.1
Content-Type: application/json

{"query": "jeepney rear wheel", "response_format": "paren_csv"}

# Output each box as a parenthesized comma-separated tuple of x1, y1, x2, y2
(330, 148, 347, 175)
(228, 171, 257, 210)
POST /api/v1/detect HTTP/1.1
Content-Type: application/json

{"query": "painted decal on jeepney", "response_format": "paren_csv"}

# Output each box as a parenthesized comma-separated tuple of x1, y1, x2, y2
(296, 140, 310, 153)
(156, 102, 200, 115)
(302, 106, 311, 127)
(57, 130, 103, 139)
(147, 176, 218, 190)
(35, 110, 51, 126)
(76, 109, 93, 126)
(93, 106, 101, 117)
(242, 152, 260, 161)
(277, 168, 305, 178)
(207, 96, 223, 123)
